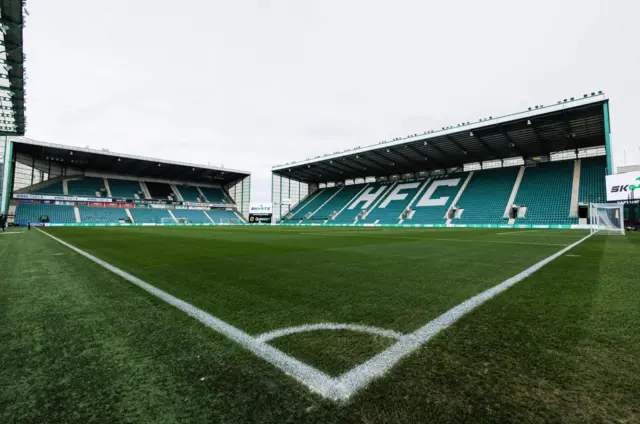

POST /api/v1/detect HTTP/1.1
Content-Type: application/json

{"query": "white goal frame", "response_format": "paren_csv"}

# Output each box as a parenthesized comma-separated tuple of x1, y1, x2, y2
(589, 203, 625, 235)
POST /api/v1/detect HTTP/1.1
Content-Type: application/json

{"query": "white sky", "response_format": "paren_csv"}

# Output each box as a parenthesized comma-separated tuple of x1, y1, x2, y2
(24, 0, 640, 202)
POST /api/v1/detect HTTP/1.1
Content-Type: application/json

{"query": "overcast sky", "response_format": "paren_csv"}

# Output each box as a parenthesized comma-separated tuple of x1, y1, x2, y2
(25, 0, 640, 202)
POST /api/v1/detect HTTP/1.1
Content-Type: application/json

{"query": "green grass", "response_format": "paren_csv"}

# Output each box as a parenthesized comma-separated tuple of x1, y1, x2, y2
(1, 226, 638, 423)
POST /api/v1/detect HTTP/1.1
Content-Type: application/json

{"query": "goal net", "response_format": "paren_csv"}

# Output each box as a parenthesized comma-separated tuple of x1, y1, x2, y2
(590, 203, 625, 235)
(160, 217, 187, 225)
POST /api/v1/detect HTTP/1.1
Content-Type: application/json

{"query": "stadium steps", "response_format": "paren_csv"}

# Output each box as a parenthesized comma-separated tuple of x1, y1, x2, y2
(103, 178, 113, 197)
(579, 156, 607, 204)
(198, 186, 229, 204)
(515, 161, 574, 225)
(62, 179, 69, 195)
(8, 205, 16, 224)
(452, 168, 519, 225)
(361, 183, 396, 221)
(167, 209, 178, 223)
(139, 181, 152, 199)
(177, 185, 203, 202)
(108, 179, 144, 199)
(399, 178, 432, 223)
(307, 186, 344, 219)
(67, 177, 107, 197)
(125, 208, 134, 222)
(503, 166, 525, 218)
(445, 172, 474, 224)
(364, 181, 423, 224)
(314, 184, 370, 221)
(286, 188, 325, 220)
(570, 160, 581, 216)
(74, 205, 81, 223)
(170, 185, 184, 202)
(409, 174, 466, 224)
(203, 210, 215, 223)
(301, 187, 341, 220)
(331, 184, 369, 221)
(333, 183, 390, 224)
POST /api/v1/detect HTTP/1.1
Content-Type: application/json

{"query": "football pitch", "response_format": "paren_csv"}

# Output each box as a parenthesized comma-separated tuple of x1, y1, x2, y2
(1, 226, 638, 423)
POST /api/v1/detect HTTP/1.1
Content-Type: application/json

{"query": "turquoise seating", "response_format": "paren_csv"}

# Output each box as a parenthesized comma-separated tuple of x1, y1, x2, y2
(198, 187, 229, 203)
(177, 186, 203, 202)
(454, 167, 518, 224)
(515, 161, 574, 225)
(332, 182, 391, 223)
(129, 208, 171, 223)
(363, 181, 425, 224)
(14, 204, 75, 224)
(579, 157, 607, 204)
(172, 209, 211, 223)
(33, 181, 64, 195)
(310, 185, 367, 220)
(67, 178, 106, 197)
(410, 175, 466, 224)
(109, 179, 143, 198)
(78, 207, 128, 223)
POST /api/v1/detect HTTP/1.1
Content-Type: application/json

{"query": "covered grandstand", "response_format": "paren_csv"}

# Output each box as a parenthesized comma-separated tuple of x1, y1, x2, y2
(272, 93, 614, 228)
(1, 138, 250, 225)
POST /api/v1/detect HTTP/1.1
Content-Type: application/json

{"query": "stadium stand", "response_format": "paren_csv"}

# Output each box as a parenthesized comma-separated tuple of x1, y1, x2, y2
(332, 182, 391, 224)
(208, 209, 242, 223)
(15, 203, 75, 224)
(454, 167, 519, 224)
(579, 156, 608, 204)
(515, 161, 574, 225)
(363, 181, 425, 224)
(171, 209, 211, 224)
(33, 181, 64, 195)
(146, 182, 174, 200)
(67, 178, 107, 197)
(78, 207, 128, 223)
(283, 189, 325, 221)
(177, 186, 203, 202)
(310, 184, 368, 221)
(299, 187, 342, 221)
(108, 179, 144, 199)
(129, 208, 172, 223)
(198, 186, 229, 203)
(408, 175, 466, 224)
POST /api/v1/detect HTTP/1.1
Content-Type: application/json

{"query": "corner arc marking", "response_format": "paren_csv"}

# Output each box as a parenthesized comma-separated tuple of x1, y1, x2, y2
(256, 323, 404, 343)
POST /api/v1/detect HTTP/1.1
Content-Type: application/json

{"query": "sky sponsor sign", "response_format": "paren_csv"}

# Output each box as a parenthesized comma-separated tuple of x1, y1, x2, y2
(606, 171, 640, 201)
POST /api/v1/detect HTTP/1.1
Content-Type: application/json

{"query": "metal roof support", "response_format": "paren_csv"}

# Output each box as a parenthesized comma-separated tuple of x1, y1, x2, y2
(445, 135, 482, 162)
(497, 129, 526, 157)
(384, 148, 426, 170)
(404, 145, 445, 168)
(528, 120, 550, 153)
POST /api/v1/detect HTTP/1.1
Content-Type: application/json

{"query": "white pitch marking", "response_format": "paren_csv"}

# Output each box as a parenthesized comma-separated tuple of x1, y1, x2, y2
(36, 228, 593, 402)
(565, 254, 581, 257)
(256, 323, 404, 343)
(331, 232, 593, 400)
(35, 228, 340, 400)
(52, 253, 65, 256)
(0, 232, 22, 235)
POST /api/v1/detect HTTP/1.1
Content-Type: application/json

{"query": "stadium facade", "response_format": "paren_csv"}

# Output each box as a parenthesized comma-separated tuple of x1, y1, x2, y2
(270, 94, 630, 228)
(1, 138, 251, 226)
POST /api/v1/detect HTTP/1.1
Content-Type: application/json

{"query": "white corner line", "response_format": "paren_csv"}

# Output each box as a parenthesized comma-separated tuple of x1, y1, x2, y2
(256, 323, 404, 343)
(35, 228, 593, 402)
(331, 232, 594, 400)
(34, 228, 342, 400)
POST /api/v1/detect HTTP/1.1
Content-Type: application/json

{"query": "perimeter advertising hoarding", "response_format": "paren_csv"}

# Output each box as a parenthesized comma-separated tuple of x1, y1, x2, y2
(249, 202, 273, 223)
(606, 171, 640, 201)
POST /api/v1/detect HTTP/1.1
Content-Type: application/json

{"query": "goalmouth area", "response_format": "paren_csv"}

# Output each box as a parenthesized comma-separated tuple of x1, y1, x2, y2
(1, 226, 638, 423)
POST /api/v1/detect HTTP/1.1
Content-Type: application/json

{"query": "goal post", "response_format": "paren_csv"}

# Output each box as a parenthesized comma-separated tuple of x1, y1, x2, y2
(590, 203, 625, 235)
(160, 217, 187, 225)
